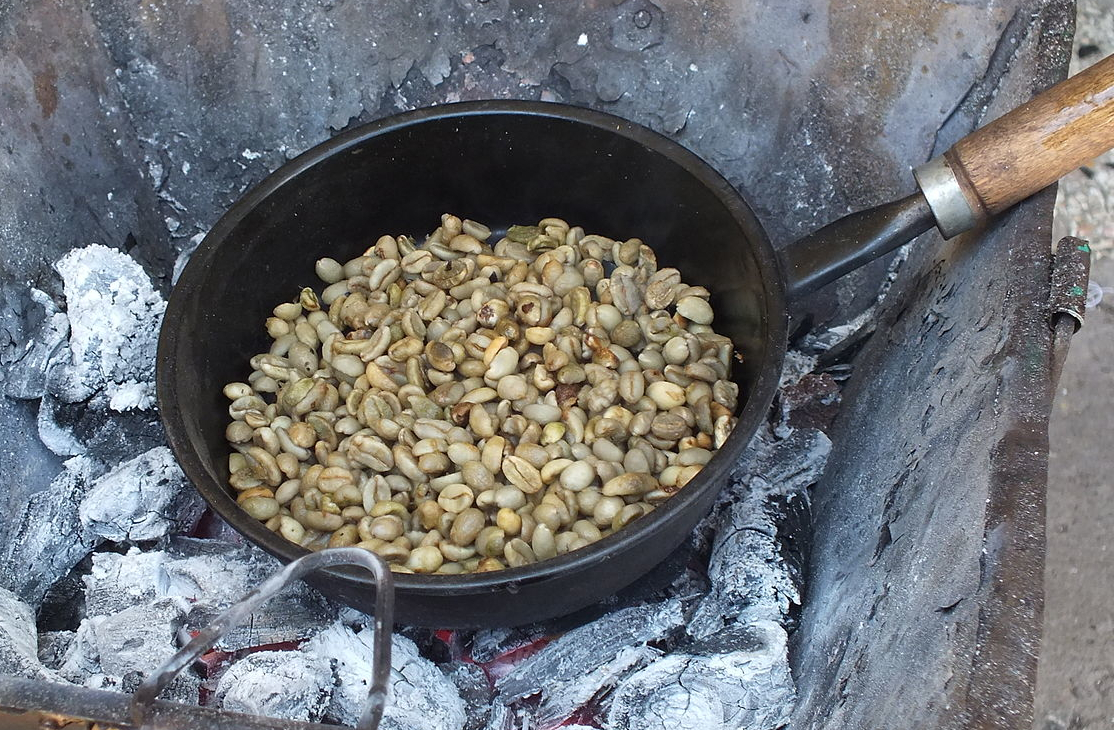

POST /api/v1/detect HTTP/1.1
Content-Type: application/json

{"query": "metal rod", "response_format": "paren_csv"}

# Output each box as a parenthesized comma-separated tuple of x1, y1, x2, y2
(130, 548, 394, 730)
(0, 674, 342, 730)
(782, 192, 936, 299)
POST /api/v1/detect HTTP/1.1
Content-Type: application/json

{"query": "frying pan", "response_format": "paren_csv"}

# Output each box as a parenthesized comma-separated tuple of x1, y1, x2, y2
(158, 55, 1114, 627)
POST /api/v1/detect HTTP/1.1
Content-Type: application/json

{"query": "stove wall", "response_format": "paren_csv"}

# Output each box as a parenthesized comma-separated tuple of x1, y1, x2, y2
(0, 0, 1072, 727)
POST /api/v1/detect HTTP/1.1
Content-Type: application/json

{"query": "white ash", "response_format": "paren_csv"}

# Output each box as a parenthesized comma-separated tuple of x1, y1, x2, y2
(303, 622, 467, 730)
(688, 484, 807, 641)
(59, 596, 199, 702)
(0, 454, 100, 607)
(36, 394, 87, 456)
(737, 427, 833, 496)
(690, 428, 829, 640)
(495, 598, 686, 706)
(83, 548, 168, 616)
(165, 540, 333, 651)
(60, 597, 187, 679)
(0, 587, 60, 681)
(48, 244, 166, 410)
(216, 650, 333, 722)
(779, 349, 820, 388)
(78, 446, 204, 543)
(537, 644, 661, 728)
(485, 702, 534, 730)
(82, 539, 332, 651)
(606, 619, 795, 730)
(159, 539, 277, 606)
(602, 427, 830, 730)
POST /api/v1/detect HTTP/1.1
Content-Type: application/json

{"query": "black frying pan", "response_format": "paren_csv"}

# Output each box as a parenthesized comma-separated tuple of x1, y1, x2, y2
(158, 56, 1114, 627)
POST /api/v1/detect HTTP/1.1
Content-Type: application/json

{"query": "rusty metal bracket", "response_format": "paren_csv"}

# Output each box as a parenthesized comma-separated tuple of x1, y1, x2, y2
(1049, 236, 1092, 387)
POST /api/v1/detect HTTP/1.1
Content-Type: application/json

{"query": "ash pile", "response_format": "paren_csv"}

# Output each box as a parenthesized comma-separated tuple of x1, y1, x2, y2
(0, 244, 860, 730)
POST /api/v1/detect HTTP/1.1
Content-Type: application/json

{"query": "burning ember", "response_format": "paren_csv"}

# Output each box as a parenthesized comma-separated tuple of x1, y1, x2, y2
(1, 244, 845, 729)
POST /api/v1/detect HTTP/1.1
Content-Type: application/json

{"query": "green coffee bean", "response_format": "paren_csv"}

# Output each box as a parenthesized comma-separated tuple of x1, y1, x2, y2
(227, 214, 739, 574)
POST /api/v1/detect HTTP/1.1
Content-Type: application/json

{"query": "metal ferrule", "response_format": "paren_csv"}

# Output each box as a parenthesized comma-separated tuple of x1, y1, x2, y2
(913, 155, 980, 239)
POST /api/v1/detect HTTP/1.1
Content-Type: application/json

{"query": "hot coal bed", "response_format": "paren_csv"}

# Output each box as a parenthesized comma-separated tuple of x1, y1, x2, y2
(1, 236, 838, 729)
(0, 1, 1071, 728)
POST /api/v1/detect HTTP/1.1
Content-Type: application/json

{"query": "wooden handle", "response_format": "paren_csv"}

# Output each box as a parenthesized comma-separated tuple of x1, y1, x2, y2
(945, 53, 1114, 217)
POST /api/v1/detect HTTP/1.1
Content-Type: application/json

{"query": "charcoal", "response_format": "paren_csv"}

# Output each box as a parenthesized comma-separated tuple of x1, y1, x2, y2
(369, 631, 467, 730)
(397, 625, 452, 663)
(606, 619, 794, 730)
(337, 605, 374, 628)
(729, 427, 833, 501)
(216, 650, 334, 722)
(61, 597, 188, 680)
(37, 393, 87, 456)
(535, 645, 661, 727)
(37, 555, 91, 631)
(57, 616, 100, 682)
(445, 661, 493, 730)
(3, 288, 68, 400)
(0, 454, 100, 607)
(0, 587, 59, 681)
(58, 594, 200, 702)
(303, 622, 466, 730)
(495, 598, 686, 705)
(469, 624, 552, 664)
(46, 245, 165, 410)
(37, 630, 75, 671)
(43, 396, 166, 465)
(163, 541, 332, 651)
(81, 538, 331, 651)
(687, 429, 829, 642)
(78, 446, 204, 543)
(184, 598, 333, 653)
(484, 702, 535, 730)
(159, 542, 276, 605)
(689, 485, 806, 641)
(83, 548, 168, 616)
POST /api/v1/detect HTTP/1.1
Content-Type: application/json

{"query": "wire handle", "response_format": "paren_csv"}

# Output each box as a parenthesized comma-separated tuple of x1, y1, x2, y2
(130, 548, 394, 730)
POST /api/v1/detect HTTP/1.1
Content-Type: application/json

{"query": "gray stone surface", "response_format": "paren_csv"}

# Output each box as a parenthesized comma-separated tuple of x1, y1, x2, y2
(790, 3, 1073, 728)
(1036, 3, 1114, 728)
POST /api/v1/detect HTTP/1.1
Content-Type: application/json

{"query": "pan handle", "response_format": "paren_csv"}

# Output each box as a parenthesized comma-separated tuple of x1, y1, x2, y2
(783, 54, 1114, 299)
(915, 53, 1114, 238)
